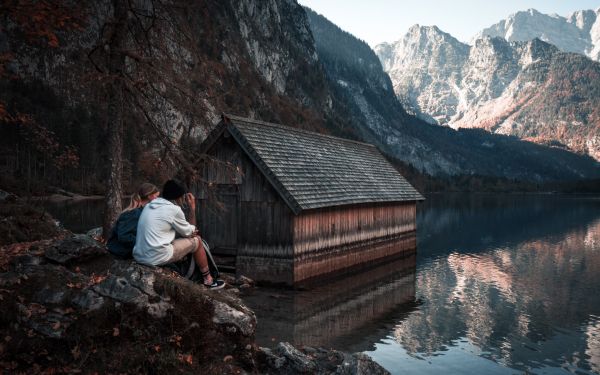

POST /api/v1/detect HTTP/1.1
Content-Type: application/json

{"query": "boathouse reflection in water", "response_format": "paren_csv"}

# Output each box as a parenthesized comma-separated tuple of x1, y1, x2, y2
(242, 252, 418, 352)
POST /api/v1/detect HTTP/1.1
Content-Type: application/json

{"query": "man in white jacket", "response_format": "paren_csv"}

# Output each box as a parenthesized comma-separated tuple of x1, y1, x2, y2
(133, 179, 225, 289)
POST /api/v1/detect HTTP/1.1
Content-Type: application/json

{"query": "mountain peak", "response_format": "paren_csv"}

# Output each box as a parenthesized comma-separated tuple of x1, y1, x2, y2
(376, 7, 600, 164)
(402, 24, 464, 48)
(407, 24, 443, 35)
(474, 7, 598, 58)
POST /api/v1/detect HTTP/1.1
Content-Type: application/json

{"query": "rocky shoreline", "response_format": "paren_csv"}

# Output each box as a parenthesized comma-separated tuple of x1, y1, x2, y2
(0, 198, 389, 374)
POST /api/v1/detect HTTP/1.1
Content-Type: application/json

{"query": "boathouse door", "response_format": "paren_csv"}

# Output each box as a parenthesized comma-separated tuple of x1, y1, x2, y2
(203, 185, 239, 256)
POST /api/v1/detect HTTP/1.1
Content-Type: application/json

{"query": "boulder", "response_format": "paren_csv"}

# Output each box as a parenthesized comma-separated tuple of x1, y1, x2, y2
(0, 234, 257, 374)
(258, 343, 389, 375)
(0, 232, 389, 374)
(0, 198, 63, 246)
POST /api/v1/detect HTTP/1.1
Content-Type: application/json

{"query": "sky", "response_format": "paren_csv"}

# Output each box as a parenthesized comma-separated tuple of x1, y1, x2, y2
(298, 0, 600, 46)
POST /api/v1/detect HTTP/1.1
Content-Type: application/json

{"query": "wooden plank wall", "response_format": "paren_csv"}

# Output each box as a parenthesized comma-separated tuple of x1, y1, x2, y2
(292, 202, 417, 283)
(195, 133, 294, 257)
(294, 233, 416, 283)
(293, 202, 416, 255)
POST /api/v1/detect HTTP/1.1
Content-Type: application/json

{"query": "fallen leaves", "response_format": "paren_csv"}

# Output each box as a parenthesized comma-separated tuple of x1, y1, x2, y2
(177, 353, 193, 365)
(18, 302, 48, 319)
(29, 303, 47, 315)
(89, 274, 107, 285)
(67, 273, 107, 289)
(66, 282, 83, 289)
(0, 239, 53, 271)
(71, 345, 81, 360)
(169, 335, 182, 347)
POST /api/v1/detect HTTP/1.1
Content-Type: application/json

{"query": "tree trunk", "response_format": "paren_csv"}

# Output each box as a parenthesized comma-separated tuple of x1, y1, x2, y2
(102, 0, 128, 238)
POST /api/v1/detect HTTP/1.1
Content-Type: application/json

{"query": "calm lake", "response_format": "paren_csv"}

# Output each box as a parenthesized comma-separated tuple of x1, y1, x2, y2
(44, 194, 600, 374)
(241, 194, 600, 375)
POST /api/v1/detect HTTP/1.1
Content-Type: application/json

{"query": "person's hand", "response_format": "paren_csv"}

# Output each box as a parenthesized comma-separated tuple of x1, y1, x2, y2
(185, 193, 196, 210)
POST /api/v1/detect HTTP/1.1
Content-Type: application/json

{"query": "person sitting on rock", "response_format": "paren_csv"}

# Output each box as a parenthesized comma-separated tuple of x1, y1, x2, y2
(107, 182, 160, 259)
(133, 179, 225, 289)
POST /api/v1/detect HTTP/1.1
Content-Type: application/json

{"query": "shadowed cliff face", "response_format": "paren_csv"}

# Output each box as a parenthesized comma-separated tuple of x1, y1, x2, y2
(5, 0, 331, 131)
(0, 0, 335, 193)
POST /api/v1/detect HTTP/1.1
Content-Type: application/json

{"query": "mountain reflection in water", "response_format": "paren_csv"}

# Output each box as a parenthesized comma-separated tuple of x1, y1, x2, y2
(243, 194, 600, 374)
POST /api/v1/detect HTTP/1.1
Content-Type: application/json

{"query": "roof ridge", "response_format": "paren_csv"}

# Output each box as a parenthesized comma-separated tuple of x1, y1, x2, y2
(223, 113, 377, 148)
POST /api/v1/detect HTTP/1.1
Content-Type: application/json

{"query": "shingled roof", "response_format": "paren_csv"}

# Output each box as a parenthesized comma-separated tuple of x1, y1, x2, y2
(204, 115, 424, 214)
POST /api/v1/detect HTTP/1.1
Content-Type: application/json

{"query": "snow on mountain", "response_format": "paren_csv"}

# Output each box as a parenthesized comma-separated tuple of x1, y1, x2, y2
(473, 8, 600, 61)
(376, 14, 600, 161)
(374, 25, 468, 124)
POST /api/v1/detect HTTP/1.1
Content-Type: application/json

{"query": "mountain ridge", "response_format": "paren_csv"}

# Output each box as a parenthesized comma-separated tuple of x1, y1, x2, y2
(376, 13, 600, 161)
(305, 7, 599, 181)
(473, 7, 600, 61)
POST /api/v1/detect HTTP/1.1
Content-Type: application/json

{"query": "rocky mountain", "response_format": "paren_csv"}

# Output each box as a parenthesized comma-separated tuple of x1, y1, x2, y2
(375, 22, 600, 161)
(0, 0, 335, 193)
(1, 0, 598, 194)
(374, 25, 469, 124)
(305, 8, 599, 181)
(474, 8, 600, 61)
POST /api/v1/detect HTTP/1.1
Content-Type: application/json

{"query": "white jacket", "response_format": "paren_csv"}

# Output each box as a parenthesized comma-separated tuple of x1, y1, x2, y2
(133, 197, 196, 265)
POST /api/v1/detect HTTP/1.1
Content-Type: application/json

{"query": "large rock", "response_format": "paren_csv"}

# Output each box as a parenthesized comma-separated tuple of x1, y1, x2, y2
(0, 233, 389, 374)
(0, 234, 257, 373)
(258, 343, 389, 374)
(0, 198, 63, 247)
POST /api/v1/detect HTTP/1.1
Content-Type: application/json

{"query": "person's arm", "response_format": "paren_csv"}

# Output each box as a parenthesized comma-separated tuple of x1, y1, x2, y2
(185, 193, 197, 226)
(171, 205, 196, 237)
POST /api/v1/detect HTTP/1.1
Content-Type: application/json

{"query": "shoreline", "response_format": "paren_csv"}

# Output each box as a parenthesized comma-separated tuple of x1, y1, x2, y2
(29, 193, 104, 203)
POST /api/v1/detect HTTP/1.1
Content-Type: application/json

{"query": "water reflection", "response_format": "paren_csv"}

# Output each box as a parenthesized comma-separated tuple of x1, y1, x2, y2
(417, 194, 600, 260)
(391, 195, 600, 374)
(42, 199, 104, 233)
(242, 255, 418, 352)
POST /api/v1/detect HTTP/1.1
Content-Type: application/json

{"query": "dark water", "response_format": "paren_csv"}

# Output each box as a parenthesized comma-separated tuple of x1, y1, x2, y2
(42, 199, 112, 233)
(241, 194, 600, 374)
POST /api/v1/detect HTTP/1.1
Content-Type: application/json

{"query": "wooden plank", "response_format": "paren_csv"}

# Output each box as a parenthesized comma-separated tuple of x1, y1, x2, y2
(292, 202, 417, 256)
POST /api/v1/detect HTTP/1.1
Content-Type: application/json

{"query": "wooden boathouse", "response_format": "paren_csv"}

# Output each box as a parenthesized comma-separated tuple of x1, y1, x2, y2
(194, 114, 424, 285)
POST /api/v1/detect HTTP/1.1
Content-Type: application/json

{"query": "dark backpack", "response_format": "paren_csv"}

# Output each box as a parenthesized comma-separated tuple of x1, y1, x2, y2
(106, 207, 143, 258)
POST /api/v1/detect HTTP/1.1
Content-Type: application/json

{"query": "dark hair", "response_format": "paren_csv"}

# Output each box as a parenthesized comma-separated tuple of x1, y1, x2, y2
(162, 179, 187, 200)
